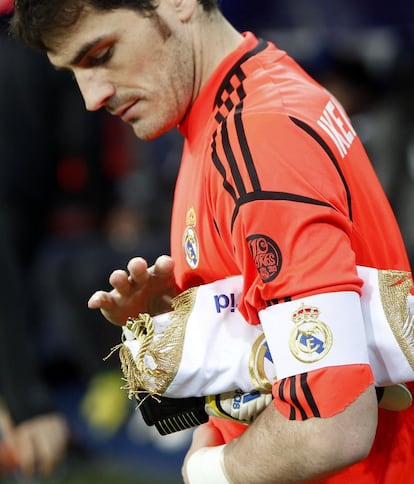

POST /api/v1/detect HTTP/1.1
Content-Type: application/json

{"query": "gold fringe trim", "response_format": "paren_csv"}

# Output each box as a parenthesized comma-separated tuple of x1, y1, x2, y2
(116, 286, 198, 398)
(378, 270, 414, 370)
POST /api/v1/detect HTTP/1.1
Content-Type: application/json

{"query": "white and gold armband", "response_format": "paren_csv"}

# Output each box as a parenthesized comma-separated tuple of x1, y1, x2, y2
(259, 291, 369, 380)
(118, 267, 414, 403)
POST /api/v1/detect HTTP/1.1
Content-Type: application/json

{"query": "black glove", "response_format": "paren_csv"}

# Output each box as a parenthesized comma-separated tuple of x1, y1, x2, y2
(136, 389, 272, 435)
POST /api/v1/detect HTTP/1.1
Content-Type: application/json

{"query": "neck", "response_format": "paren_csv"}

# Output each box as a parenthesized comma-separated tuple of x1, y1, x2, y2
(191, 10, 243, 99)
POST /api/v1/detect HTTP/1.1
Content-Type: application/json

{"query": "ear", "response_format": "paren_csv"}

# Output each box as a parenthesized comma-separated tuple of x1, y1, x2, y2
(171, 0, 197, 22)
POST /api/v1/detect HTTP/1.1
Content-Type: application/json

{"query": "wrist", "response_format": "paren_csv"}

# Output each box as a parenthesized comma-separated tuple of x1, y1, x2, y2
(186, 444, 231, 483)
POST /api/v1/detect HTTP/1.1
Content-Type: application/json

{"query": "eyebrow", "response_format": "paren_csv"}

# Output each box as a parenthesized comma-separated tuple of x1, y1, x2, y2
(69, 36, 106, 66)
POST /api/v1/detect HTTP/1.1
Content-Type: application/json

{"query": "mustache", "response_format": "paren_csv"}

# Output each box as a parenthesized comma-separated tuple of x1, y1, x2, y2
(105, 94, 139, 115)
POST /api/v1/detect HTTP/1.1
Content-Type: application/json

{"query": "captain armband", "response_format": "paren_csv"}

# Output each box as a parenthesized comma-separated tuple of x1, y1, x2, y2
(259, 268, 414, 384)
(259, 291, 370, 380)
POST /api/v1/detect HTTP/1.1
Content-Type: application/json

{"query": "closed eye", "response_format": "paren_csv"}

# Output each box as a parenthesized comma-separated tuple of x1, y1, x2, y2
(83, 46, 114, 68)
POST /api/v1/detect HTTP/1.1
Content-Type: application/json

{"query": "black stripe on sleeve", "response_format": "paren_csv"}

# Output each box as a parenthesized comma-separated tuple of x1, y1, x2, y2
(266, 298, 280, 307)
(279, 378, 296, 420)
(300, 373, 321, 418)
(289, 375, 309, 420)
(230, 190, 334, 232)
(289, 116, 353, 221)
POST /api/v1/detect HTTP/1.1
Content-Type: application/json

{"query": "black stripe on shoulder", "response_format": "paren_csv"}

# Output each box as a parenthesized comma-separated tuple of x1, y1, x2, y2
(214, 39, 268, 109)
(212, 98, 262, 200)
(289, 116, 353, 221)
(211, 130, 239, 204)
(231, 190, 334, 231)
(211, 40, 267, 201)
(300, 373, 320, 418)
(234, 105, 261, 191)
(220, 117, 247, 197)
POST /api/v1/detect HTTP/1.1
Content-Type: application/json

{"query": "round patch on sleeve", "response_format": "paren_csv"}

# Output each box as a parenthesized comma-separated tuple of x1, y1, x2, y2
(247, 234, 282, 283)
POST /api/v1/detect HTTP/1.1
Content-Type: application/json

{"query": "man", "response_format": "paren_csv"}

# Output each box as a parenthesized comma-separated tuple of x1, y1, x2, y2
(11, 1, 414, 482)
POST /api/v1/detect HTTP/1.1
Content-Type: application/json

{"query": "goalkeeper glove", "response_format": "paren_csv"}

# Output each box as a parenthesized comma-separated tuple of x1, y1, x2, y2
(136, 389, 272, 436)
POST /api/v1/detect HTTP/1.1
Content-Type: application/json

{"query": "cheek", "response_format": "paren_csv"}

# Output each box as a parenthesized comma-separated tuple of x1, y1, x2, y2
(163, 41, 193, 95)
(153, 65, 191, 119)
(171, 70, 192, 103)
(170, 58, 194, 104)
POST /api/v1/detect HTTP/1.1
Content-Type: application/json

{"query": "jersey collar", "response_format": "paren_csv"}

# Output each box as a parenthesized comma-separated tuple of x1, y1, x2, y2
(178, 32, 260, 142)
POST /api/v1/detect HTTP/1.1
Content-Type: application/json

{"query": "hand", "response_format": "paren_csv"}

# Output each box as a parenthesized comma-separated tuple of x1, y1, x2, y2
(0, 412, 69, 478)
(88, 255, 177, 326)
(182, 423, 224, 483)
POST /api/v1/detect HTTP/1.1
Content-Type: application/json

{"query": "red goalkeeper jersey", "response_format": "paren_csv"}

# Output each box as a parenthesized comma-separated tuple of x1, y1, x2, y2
(171, 32, 414, 482)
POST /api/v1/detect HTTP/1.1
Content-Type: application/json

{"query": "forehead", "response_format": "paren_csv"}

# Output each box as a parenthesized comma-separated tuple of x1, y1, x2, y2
(47, 8, 144, 68)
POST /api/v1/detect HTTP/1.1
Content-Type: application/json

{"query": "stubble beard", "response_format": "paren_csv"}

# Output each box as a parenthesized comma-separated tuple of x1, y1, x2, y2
(129, 13, 194, 141)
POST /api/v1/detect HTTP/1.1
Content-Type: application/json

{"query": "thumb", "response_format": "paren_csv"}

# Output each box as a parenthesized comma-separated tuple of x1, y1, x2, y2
(191, 422, 224, 450)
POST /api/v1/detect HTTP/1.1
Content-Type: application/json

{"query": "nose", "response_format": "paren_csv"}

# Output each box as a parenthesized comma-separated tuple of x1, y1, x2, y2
(74, 69, 115, 111)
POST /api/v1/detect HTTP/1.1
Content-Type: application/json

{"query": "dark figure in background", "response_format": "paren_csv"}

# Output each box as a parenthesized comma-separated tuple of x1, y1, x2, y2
(0, 210, 68, 479)
(0, 5, 122, 387)
(0, 8, 68, 478)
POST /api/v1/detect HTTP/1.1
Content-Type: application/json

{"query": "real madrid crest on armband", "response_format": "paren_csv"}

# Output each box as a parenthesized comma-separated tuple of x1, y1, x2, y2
(289, 304, 333, 363)
(183, 208, 199, 269)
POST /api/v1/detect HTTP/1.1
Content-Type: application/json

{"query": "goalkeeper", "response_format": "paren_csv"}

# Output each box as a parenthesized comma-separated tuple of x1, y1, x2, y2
(12, 1, 414, 481)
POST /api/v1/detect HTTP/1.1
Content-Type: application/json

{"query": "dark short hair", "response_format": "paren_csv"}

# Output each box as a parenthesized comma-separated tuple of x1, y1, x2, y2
(11, 0, 219, 52)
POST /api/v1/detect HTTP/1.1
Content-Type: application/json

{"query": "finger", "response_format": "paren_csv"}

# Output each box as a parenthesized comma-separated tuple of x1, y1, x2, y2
(151, 255, 175, 277)
(126, 257, 150, 285)
(87, 290, 116, 310)
(20, 417, 68, 479)
(29, 435, 57, 478)
(13, 433, 36, 478)
(161, 293, 174, 307)
(88, 268, 131, 308)
(110, 268, 138, 293)
(191, 422, 224, 449)
(0, 408, 14, 440)
(35, 424, 67, 478)
(182, 424, 224, 483)
(33, 434, 55, 478)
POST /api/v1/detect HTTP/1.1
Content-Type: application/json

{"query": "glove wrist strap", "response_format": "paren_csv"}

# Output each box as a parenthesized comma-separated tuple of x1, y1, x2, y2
(186, 444, 231, 484)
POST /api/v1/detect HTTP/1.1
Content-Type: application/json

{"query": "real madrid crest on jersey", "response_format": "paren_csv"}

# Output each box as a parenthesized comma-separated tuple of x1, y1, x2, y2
(183, 208, 199, 269)
(289, 303, 333, 363)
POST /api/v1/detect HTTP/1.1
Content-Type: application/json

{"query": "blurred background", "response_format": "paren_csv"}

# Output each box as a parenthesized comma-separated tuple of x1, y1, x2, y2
(0, 0, 414, 482)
